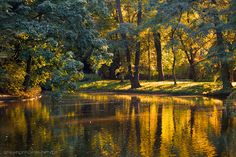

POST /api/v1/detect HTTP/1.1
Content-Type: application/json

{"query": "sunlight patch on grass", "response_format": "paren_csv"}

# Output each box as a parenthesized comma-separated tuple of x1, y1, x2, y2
(78, 80, 235, 95)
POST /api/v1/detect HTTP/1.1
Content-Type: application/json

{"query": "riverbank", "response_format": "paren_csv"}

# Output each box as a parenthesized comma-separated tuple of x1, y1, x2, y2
(0, 87, 42, 103)
(1, 80, 235, 103)
(0, 94, 42, 103)
(78, 80, 236, 97)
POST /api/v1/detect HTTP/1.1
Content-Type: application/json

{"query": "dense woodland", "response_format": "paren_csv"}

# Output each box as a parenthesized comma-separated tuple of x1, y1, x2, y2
(0, 0, 236, 96)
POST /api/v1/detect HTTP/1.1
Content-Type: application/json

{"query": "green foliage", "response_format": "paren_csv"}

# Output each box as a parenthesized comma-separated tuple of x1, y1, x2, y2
(0, 0, 112, 97)
(89, 50, 113, 72)
(0, 0, 235, 96)
(50, 51, 84, 94)
(0, 63, 26, 93)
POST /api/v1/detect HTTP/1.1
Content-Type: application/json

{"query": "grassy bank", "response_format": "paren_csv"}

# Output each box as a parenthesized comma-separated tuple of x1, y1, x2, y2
(78, 80, 236, 96)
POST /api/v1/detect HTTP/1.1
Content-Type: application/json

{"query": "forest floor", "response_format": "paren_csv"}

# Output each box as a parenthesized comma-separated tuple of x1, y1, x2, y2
(78, 80, 236, 97)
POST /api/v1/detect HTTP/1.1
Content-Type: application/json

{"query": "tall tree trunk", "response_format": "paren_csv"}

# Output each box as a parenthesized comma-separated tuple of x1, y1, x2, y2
(133, 42, 141, 88)
(172, 46, 177, 85)
(178, 33, 198, 81)
(133, 0, 142, 88)
(189, 61, 197, 81)
(212, 1, 233, 90)
(23, 55, 32, 91)
(147, 33, 151, 80)
(115, 0, 134, 87)
(170, 11, 183, 86)
(153, 32, 164, 81)
(221, 62, 233, 90)
(215, 29, 233, 90)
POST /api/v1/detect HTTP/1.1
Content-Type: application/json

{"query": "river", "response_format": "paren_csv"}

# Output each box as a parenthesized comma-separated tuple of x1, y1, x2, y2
(0, 93, 235, 157)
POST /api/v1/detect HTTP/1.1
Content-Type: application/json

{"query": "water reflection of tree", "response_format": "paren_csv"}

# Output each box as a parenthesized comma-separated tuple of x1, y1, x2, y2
(1, 94, 235, 157)
(216, 100, 236, 157)
(75, 94, 234, 157)
(24, 108, 33, 150)
(121, 96, 141, 156)
(190, 105, 196, 138)
(0, 101, 53, 154)
(153, 103, 163, 156)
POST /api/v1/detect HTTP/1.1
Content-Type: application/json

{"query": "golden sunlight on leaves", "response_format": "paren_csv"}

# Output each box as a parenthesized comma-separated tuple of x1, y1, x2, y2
(16, 32, 29, 40)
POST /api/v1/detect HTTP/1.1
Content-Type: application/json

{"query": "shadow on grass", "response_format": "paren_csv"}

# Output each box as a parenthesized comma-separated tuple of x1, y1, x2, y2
(78, 80, 231, 96)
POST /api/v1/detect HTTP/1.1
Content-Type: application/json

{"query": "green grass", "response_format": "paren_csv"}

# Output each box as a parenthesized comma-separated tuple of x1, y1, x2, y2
(78, 80, 236, 96)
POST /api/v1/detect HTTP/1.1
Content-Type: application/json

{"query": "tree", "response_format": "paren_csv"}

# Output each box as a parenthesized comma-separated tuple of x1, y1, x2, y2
(176, 11, 212, 81)
(153, 31, 164, 81)
(114, 0, 142, 89)
(133, 0, 142, 88)
(0, 0, 112, 96)
(194, 0, 234, 90)
(115, 0, 133, 87)
(146, 0, 165, 81)
(151, 0, 188, 85)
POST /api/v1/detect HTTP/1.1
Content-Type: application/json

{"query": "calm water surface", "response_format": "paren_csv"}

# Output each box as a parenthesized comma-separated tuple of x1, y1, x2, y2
(0, 93, 235, 157)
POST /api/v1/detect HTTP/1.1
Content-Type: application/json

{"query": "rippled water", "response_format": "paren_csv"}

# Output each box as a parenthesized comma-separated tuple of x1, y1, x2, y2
(0, 93, 235, 157)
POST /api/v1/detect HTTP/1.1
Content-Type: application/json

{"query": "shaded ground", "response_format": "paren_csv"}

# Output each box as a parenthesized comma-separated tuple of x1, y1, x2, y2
(78, 80, 236, 97)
